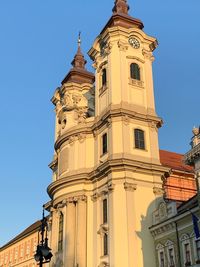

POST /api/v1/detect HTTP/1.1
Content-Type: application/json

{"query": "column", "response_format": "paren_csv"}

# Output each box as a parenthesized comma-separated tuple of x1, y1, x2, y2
(76, 196, 87, 267)
(65, 200, 76, 267)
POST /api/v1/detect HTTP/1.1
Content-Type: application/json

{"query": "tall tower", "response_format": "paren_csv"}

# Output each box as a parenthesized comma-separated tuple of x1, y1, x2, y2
(47, 1, 169, 267)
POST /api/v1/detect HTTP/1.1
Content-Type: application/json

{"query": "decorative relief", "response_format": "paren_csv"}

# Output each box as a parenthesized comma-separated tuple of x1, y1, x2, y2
(153, 187, 164, 196)
(78, 133, 86, 143)
(93, 129, 98, 138)
(91, 183, 115, 201)
(124, 182, 137, 191)
(149, 121, 158, 132)
(67, 195, 87, 203)
(123, 115, 130, 125)
(142, 49, 155, 62)
(75, 107, 88, 123)
(151, 222, 175, 238)
(118, 40, 128, 51)
(107, 117, 112, 127)
(91, 192, 100, 201)
(100, 41, 112, 57)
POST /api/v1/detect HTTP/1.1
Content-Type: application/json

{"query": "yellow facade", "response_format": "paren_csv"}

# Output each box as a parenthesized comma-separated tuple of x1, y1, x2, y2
(47, 1, 169, 266)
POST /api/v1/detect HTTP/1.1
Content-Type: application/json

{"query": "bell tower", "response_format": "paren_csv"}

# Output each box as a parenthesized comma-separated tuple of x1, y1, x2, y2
(48, 1, 169, 267)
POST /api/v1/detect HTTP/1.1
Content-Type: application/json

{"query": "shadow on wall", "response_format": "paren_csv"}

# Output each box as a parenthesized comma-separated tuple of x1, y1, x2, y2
(51, 252, 64, 267)
(136, 196, 163, 267)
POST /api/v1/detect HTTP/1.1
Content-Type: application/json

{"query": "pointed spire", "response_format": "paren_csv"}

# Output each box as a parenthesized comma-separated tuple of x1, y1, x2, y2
(112, 0, 130, 15)
(71, 32, 87, 69)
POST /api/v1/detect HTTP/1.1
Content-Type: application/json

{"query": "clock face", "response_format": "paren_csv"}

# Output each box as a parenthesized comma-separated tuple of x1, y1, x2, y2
(129, 37, 140, 49)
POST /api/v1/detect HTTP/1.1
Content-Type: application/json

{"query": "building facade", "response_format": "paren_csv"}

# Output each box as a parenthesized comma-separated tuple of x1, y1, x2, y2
(0, 221, 41, 267)
(151, 127, 200, 267)
(0, 1, 199, 267)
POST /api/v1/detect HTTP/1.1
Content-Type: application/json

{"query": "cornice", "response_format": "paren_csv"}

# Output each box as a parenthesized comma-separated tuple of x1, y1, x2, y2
(47, 157, 169, 198)
(54, 103, 163, 151)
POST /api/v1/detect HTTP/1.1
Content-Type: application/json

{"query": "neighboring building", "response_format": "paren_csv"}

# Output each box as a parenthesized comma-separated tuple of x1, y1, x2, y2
(0, 221, 41, 267)
(151, 128, 200, 267)
(160, 150, 196, 202)
(0, 1, 199, 267)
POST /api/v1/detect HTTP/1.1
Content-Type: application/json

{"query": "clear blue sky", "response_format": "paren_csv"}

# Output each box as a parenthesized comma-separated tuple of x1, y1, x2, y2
(0, 0, 200, 246)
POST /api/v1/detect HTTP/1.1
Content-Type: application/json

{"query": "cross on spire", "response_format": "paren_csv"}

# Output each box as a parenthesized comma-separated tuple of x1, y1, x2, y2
(112, 0, 130, 15)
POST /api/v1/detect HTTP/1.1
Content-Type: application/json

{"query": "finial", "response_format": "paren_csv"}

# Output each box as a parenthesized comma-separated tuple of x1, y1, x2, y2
(112, 0, 130, 15)
(78, 31, 81, 48)
(71, 33, 87, 69)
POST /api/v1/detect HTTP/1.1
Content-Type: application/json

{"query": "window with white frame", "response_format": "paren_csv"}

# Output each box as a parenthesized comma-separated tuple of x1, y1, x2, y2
(168, 248, 175, 267)
(181, 233, 192, 266)
(165, 240, 175, 267)
(184, 243, 191, 265)
(156, 243, 165, 267)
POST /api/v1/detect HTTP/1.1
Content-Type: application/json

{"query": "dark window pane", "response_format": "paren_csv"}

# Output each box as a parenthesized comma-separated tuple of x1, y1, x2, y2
(130, 63, 140, 80)
(102, 69, 107, 86)
(103, 199, 108, 224)
(102, 133, 108, 154)
(104, 234, 108, 255)
(134, 129, 145, 150)
(58, 213, 64, 251)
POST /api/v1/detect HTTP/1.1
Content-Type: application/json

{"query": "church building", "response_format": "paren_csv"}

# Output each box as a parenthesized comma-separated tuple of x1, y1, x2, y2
(0, 1, 198, 267)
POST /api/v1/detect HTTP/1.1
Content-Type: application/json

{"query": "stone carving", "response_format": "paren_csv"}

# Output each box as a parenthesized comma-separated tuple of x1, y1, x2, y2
(75, 107, 88, 123)
(118, 40, 128, 51)
(123, 115, 130, 125)
(124, 182, 137, 191)
(108, 182, 115, 192)
(78, 133, 86, 143)
(153, 187, 164, 196)
(142, 49, 155, 62)
(91, 192, 100, 201)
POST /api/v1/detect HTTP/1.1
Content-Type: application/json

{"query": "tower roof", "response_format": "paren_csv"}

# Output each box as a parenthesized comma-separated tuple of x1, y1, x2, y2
(101, 0, 144, 34)
(62, 34, 94, 85)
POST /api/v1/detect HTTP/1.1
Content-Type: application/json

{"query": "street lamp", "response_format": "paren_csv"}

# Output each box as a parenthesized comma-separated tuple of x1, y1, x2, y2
(34, 207, 53, 266)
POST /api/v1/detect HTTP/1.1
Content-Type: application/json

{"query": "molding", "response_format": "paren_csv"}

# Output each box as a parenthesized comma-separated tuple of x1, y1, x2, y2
(126, 55, 145, 64)
(54, 102, 163, 151)
(48, 158, 169, 197)
(153, 187, 164, 196)
(124, 182, 137, 191)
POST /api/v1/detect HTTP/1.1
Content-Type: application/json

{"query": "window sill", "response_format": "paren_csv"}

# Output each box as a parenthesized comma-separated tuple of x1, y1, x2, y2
(134, 147, 147, 152)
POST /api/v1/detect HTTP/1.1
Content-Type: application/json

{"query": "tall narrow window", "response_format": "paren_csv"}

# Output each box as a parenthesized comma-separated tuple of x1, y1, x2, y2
(196, 240, 200, 261)
(134, 129, 145, 150)
(159, 251, 165, 267)
(103, 199, 108, 224)
(102, 133, 108, 155)
(103, 233, 108, 256)
(102, 69, 107, 86)
(184, 243, 191, 265)
(130, 63, 140, 80)
(58, 212, 64, 251)
(168, 248, 175, 267)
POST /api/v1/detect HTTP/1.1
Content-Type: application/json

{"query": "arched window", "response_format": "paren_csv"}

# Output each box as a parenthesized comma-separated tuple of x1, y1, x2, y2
(102, 68, 107, 86)
(58, 212, 64, 251)
(130, 63, 140, 80)
(134, 129, 145, 150)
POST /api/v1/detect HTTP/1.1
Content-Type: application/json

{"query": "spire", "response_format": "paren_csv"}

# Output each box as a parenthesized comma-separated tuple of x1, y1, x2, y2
(71, 32, 87, 69)
(112, 0, 130, 15)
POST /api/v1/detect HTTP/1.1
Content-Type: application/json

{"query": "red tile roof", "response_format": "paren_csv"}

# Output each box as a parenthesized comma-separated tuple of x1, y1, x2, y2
(159, 149, 194, 173)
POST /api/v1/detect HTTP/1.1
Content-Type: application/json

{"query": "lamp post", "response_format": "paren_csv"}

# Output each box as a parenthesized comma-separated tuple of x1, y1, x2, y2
(34, 207, 53, 266)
